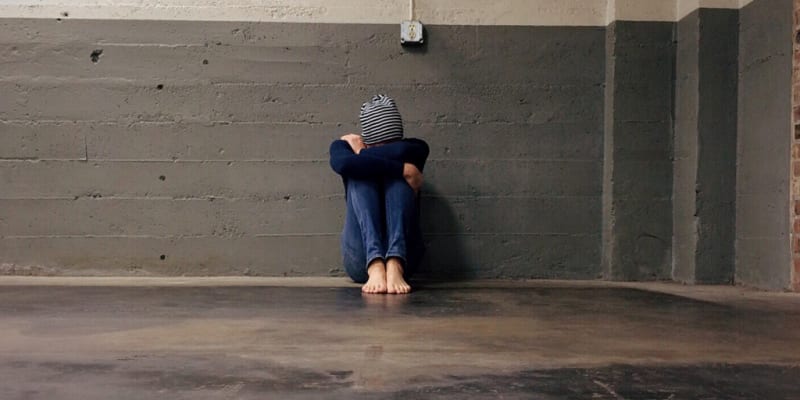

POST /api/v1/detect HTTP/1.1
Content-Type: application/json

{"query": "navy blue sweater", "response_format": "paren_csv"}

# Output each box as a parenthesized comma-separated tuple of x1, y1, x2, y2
(329, 138, 430, 182)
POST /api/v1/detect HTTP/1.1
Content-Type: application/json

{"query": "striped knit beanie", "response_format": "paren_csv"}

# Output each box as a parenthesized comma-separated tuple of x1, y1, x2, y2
(359, 94, 404, 145)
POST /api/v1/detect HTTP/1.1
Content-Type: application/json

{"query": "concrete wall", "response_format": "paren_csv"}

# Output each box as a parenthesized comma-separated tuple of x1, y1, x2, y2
(0, 19, 606, 278)
(603, 21, 676, 280)
(736, 0, 794, 289)
(673, 9, 738, 284)
(695, 8, 739, 283)
(673, 0, 793, 290)
(673, 11, 702, 283)
(792, 0, 800, 291)
(2, 0, 795, 287)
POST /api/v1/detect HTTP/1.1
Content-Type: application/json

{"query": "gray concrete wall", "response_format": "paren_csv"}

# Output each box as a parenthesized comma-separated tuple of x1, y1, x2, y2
(603, 21, 676, 281)
(0, 20, 606, 278)
(695, 8, 738, 283)
(673, 10, 701, 283)
(5, 8, 791, 286)
(673, 9, 738, 284)
(736, 0, 794, 289)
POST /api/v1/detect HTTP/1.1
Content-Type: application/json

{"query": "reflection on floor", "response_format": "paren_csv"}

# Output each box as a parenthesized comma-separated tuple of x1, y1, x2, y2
(0, 280, 799, 399)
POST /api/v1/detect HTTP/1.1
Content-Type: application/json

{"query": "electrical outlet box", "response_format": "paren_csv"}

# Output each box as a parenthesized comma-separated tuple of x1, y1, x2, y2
(400, 20, 424, 45)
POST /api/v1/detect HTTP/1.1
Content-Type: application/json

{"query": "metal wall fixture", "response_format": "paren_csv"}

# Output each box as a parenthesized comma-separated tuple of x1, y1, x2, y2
(401, 0, 424, 45)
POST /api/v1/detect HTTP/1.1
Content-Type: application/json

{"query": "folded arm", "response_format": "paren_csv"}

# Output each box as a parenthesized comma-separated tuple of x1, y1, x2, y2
(360, 139, 430, 169)
(329, 140, 404, 180)
(329, 137, 430, 194)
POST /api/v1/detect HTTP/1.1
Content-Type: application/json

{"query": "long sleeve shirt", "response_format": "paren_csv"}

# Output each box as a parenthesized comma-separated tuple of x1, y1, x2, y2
(329, 138, 430, 183)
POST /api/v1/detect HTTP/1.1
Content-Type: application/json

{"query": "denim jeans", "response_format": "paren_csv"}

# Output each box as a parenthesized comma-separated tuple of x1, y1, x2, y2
(341, 177, 425, 283)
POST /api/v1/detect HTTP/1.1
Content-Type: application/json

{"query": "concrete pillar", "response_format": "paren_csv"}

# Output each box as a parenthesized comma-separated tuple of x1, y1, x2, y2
(736, 0, 793, 290)
(673, 9, 738, 284)
(602, 20, 676, 281)
(792, 0, 800, 290)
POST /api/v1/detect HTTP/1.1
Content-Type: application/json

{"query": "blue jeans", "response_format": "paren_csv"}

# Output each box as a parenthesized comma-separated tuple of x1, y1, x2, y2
(341, 177, 425, 283)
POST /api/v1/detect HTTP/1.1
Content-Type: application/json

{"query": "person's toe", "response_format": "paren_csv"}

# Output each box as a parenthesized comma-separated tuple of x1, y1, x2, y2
(388, 283, 410, 294)
(365, 282, 386, 294)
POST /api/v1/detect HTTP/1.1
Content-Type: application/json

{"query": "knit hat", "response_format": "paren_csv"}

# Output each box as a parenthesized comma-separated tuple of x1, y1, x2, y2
(359, 94, 404, 145)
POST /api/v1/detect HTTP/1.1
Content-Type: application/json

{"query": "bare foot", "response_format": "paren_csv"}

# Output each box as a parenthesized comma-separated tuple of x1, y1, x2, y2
(386, 258, 412, 294)
(362, 260, 387, 294)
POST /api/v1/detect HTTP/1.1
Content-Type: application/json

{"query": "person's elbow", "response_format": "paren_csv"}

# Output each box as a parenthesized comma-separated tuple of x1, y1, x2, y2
(420, 141, 430, 159)
(329, 140, 351, 175)
(413, 140, 430, 165)
(331, 156, 364, 178)
(330, 159, 345, 176)
(409, 139, 430, 158)
(335, 161, 356, 177)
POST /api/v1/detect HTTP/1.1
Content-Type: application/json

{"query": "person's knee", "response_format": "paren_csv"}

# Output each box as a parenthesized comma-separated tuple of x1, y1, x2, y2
(384, 176, 414, 195)
(347, 178, 381, 195)
(347, 179, 384, 211)
(384, 178, 416, 212)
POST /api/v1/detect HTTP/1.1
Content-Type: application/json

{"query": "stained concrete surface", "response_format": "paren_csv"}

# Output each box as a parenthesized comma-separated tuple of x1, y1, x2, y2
(1, 279, 800, 399)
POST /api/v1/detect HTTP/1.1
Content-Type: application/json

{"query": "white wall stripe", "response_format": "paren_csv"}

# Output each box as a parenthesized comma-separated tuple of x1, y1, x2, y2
(0, 0, 756, 25)
(611, 0, 677, 23)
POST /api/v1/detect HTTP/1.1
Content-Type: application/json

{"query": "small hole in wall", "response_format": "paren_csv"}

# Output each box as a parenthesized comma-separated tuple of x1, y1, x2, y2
(90, 49, 103, 63)
(160, 255, 166, 260)
(61, 11, 69, 17)
(158, 175, 166, 181)
(156, 84, 164, 90)
(202, 59, 209, 65)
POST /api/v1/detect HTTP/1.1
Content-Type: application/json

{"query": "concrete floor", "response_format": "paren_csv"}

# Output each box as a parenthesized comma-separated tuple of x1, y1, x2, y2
(1, 278, 800, 399)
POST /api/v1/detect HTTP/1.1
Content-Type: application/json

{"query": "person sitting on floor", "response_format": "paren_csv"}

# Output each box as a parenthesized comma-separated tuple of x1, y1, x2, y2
(329, 94, 430, 294)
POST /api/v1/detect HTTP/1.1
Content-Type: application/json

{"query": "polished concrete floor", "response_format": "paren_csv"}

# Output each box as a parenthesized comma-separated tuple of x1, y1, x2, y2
(1, 278, 800, 399)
